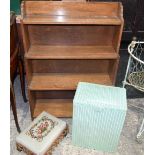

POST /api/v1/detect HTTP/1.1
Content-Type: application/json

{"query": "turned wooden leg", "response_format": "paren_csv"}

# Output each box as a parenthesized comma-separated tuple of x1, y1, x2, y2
(18, 54, 27, 102)
(16, 143, 23, 152)
(10, 81, 21, 133)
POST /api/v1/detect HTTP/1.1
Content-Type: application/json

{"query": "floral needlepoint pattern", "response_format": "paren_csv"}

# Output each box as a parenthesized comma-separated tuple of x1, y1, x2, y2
(26, 116, 58, 142)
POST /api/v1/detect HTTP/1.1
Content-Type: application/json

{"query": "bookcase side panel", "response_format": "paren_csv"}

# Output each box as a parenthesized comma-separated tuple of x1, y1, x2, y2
(20, 21, 30, 52)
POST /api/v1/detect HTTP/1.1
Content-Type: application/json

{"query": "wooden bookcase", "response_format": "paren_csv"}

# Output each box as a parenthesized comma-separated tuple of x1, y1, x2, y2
(21, 1, 124, 118)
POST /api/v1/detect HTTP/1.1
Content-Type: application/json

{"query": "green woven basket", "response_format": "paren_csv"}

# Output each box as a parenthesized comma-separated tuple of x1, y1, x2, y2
(72, 82, 127, 152)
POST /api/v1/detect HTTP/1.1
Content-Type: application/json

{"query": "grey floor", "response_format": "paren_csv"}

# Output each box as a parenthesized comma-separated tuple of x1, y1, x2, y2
(10, 76, 144, 155)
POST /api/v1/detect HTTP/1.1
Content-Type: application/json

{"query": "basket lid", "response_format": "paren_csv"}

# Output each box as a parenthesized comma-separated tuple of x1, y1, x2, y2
(73, 82, 127, 111)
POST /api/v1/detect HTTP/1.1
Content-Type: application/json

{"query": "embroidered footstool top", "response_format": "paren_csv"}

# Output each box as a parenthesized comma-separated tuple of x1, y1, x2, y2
(16, 111, 67, 155)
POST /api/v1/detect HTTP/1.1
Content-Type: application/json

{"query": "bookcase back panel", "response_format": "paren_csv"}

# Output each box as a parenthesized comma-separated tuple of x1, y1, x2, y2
(31, 60, 110, 73)
(28, 25, 115, 46)
(35, 90, 75, 99)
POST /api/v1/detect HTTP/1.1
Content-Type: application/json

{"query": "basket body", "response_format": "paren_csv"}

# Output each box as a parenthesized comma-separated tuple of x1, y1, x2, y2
(72, 82, 127, 152)
(123, 41, 144, 92)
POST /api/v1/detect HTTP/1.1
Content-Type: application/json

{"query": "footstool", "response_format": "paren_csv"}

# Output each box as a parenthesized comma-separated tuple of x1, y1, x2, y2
(16, 111, 68, 155)
(72, 82, 127, 152)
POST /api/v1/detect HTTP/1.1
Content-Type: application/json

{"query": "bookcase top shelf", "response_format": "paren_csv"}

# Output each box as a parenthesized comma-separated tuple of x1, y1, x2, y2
(21, 1, 123, 25)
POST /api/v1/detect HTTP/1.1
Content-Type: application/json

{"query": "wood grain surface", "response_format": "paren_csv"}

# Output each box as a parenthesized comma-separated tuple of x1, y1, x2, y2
(22, 1, 122, 24)
(21, 1, 124, 118)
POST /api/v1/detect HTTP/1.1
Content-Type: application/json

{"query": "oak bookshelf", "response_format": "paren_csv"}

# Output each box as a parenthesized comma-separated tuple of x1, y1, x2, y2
(21, 1, 124, 118)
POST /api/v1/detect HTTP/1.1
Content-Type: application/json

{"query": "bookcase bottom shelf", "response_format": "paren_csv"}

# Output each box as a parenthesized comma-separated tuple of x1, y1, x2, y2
(33, 99, 73, 118)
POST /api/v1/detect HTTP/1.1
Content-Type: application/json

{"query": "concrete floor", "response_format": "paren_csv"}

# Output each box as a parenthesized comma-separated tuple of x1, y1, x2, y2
(10, 76, 144, 155)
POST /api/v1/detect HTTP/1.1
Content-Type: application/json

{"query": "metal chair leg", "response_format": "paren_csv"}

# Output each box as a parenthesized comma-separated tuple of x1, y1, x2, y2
(136, 119, 144, 143)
